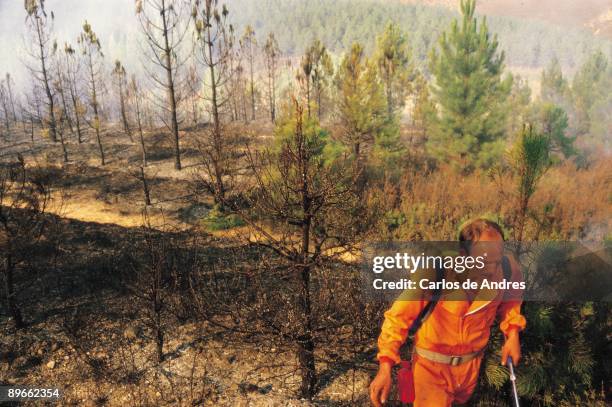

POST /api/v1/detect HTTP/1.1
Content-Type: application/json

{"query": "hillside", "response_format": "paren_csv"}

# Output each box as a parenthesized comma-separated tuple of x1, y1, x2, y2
(229, 0, 612, 72)
(392, 0, 612, 37)
(1, 0, 611, 91)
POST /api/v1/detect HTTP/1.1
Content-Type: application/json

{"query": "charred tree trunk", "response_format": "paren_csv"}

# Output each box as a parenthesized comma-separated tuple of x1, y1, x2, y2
(66, 78, 83, 143)
(134, 89, 147, 167)
(57, 75, 75, 138)
(58, 115, 69, 163)
(87, 52, 104, 166)
(118, 80, 133, 142)
(35, 17, 57, 142)
(249, 50, 255, 121)
(155, 310, 164, 362)
(161, 1, 181, 171)
(297, 117, 317, 399)
(3, 250, 24, 329)
(297, 260, 317, 399)
(140, 166, 151, 206)
(206, 21, 225, 207)
(268, 70, 276, 122)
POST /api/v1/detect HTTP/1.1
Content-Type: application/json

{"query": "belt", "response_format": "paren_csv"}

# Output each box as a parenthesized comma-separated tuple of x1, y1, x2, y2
(415, 347, 483, 366)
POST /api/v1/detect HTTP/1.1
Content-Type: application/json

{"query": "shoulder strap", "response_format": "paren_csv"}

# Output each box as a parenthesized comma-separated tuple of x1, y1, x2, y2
(501, 255, 512, 282)
(399, 264, 444, 360)
(407, 264, 445, 339)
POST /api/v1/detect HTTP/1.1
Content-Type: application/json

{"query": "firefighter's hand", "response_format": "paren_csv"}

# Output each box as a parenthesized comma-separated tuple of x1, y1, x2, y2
(370, 362, 392, 406)
(501, 329, 521, 365)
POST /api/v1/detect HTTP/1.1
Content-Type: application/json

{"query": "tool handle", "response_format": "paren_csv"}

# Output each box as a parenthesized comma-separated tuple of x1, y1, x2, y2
(507, 356, 516, 379)
(507, 357, 520, 407)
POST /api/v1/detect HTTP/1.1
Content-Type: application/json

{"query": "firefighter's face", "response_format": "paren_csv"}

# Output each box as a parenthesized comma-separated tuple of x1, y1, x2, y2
(470, 229, 504, 279)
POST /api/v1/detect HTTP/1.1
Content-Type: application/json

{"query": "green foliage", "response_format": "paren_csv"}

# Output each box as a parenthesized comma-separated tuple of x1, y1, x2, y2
(506, 74, 533, 140)
(383, 209, 406, 232)
(371, 119, 405, 174)
(509, 125, 551, 202)
(411, 71, 435, 134)
(335, 43, 389, 159)
(374, 22, 413, 118)
(536, 102, 575, 158)
(256, 99, 369, 243)
(537, 51, 611, 157)
(201, 204, 245, 231)
(228, 0, 611, 71)
(540, 57, 570, 106)
(570, 51, 611, 153)
(272, 100, 332, 162)
(427, 0, 512, 169)
(571, 51, 609, 134)
(299, 39, 334, 118)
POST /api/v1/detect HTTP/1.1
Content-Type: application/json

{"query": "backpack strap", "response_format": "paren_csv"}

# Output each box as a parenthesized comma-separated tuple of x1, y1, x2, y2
(407, 263, 445, 337)
(501, 255, 512, 282)
(399, 264, 445, 360)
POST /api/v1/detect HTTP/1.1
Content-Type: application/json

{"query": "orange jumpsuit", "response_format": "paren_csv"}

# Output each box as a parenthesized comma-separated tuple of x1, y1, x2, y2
(377, 265, 526, 406)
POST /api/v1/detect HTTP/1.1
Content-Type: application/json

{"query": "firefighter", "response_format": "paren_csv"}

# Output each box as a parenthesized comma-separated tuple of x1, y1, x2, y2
(370, 219, 526, 406)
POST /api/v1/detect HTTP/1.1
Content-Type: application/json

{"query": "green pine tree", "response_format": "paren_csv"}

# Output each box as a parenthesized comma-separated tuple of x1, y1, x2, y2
(374, 22, 414, 120)
(335, 42, 394, 180)
(506, 74, 533, 142)
(540, 57, 570, 106)
(537, 102, 575, 158)
(427, 0, 512, 169)
(299, 39, 334, 120)
(571, 51, 609, 137)
(411, 72, 435, 140)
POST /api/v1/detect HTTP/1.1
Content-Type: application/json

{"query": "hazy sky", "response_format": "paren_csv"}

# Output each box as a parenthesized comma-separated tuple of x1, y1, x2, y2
(0, 0, 138, 89)
(0, 0, 609, 89)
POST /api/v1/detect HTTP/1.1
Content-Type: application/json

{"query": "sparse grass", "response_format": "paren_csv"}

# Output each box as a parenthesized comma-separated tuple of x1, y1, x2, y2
(201, 205, 245, 231)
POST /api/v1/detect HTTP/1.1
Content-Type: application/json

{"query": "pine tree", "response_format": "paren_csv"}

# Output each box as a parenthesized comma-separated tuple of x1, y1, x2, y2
(240, 25, 257, 121)
(0, 81, 11, 137)
(24, 0, 58, 142)
(130, 77, 148, 167)
(136, 0, 188, 170)
(263, 33, 281, 123)
(193, 0, 234, 206)
(579, 55, 611, 152)
(298, 39, 333, 120)
(428, 0, 512, 169)
(508, 124, 551, 243)
(506, 74, 533, 141)
(79, 21, 105, 166)
(374, 22, 413, 120)
(571, 51, 609, 137)
(540, 57, 570, 106)
(238, 98, 367, 399)
(411, 71, 435, 140)
(112, 60, 133, 142)
(62, 43, 85, 144)
(537, 103, 575, 158)
(335, 43, 388, 179)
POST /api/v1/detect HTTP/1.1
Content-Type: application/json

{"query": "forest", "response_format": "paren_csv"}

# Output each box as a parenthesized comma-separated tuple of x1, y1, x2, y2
(0, 0, 610, 405)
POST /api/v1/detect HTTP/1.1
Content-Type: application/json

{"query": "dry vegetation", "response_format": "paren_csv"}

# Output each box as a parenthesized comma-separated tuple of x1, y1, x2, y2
(0, 117, 609, 405)
(1, 1, 610, 405)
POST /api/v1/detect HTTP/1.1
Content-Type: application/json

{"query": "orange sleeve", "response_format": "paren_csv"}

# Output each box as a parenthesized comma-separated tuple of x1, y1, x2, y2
(376, 299, 426, 365)
(497, 300, 526, 336)
(497, 255, 526, 335)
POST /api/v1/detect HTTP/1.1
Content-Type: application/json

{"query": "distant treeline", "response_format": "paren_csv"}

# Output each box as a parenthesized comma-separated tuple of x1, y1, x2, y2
(229, 0, 612, 70)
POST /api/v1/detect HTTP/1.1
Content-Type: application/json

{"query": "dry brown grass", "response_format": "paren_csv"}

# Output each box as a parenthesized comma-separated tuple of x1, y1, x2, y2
(372, 158, 611, 241)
